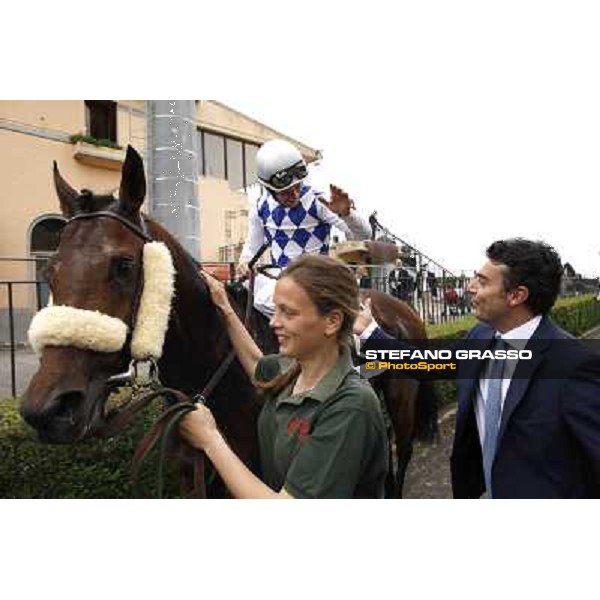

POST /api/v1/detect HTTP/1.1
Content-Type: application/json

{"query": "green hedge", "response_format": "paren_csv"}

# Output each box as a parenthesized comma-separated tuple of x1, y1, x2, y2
(427, 294, 600, 340)
(426, 294, 600, 407)
(0, 396, 180, 498)
(69, 133, 123, 150)
(549, 294, 600, 336)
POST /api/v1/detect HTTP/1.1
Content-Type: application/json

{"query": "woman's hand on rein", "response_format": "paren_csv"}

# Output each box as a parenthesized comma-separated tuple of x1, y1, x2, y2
(201, 270, 234, 314)
(179, 405, 220, 451)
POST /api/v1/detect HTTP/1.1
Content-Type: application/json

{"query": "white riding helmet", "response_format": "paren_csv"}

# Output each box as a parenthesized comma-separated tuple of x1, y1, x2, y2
(256, 139, 308, 192)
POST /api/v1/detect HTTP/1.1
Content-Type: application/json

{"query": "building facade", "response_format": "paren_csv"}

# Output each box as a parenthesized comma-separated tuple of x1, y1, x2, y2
(0, 100, 319, 342)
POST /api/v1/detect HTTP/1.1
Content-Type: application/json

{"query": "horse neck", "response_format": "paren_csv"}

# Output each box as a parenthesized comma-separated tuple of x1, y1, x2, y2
(147, 223, 228, 391)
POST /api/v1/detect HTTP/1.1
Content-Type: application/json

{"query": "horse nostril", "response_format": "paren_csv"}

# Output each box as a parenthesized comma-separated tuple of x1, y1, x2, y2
(52, 391, 85, 425)
(22, 390, 85, 430)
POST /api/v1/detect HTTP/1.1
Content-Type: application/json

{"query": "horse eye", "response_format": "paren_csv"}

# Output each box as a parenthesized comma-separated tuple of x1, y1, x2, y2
(111, 256, 136, 280)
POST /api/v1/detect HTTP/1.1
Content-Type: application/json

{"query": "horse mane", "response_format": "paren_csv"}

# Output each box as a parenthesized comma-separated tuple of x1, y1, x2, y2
(140, 214, 277, 355)
(142, 215, 214, 312)
(226, 283, 279, 354)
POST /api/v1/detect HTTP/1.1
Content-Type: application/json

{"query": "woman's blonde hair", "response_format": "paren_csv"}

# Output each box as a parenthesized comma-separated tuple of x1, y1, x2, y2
(255, 254, 360, 394)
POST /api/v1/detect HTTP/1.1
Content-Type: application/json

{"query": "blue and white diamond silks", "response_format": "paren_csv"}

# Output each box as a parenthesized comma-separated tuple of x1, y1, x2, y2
(256, 184, 332, 268)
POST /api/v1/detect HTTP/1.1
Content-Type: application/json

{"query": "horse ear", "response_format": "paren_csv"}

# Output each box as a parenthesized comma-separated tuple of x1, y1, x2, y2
(118, 145, 146, 215)
(53, 161, 80, 218)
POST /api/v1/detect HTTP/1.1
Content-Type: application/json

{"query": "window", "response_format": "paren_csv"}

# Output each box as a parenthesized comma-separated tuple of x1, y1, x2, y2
(197, 130, 204, 175)
(244, 144, 259, 188)
(31, 217, 65, 254)
(198, 129, 260, 189)
(226, 139, 244, 190)
(30, 216, 66, 307)
(219, 243, 244, 263)
(85, 100, 117, 142)
(204, 132, 225, 178)
(225, 210, 237, 241)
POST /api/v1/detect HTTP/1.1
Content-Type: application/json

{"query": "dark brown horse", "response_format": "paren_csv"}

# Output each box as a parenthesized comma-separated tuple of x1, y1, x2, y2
(21, 145, 436, 497)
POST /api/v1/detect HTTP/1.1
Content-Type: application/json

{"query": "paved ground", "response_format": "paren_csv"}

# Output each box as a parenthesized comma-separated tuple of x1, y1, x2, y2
(403, 405, 456, 499)
(0, 347, 39, 397)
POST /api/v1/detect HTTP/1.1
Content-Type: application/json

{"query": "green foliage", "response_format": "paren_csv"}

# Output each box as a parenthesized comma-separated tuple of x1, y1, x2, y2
(426, 294, 600, 340)
(69, 133, 122, 150)
(427, 317, 478, 340)
(550, 294, 600, 336)
(0, 397, 181, 498)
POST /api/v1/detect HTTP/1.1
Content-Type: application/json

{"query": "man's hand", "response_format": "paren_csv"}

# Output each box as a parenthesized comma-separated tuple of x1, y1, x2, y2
(318, 184, 355, 217)
(353, 298, 375, 336)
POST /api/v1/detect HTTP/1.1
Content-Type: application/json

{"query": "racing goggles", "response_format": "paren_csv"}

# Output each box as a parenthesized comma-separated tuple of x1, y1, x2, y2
(261, 161, 308, 191)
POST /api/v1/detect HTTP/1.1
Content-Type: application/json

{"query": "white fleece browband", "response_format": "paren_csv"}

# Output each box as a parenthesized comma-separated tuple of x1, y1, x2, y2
(28, 242, 175, 360)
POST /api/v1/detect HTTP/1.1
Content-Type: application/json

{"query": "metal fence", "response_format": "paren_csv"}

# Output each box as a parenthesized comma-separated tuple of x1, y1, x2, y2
(562, 276, 599, 297)
(0, 258, 49, 398)
(0, 280, 46, 399)
(364, 214, 474, 325)
(345, 263, 473, 325)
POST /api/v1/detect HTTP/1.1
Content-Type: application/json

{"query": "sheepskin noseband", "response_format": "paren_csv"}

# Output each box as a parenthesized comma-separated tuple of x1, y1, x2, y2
(28, 242, 175, 360)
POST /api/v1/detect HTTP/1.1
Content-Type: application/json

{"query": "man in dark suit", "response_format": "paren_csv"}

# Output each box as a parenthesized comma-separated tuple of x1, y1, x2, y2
(354, 238, 600, 498)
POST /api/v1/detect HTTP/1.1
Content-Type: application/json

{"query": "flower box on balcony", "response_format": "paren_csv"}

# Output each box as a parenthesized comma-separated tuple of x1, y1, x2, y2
(72, 141, 125, 171)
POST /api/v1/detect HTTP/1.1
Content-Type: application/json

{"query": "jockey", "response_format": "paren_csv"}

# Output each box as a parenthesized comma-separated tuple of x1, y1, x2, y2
(238, 138, 371, 316)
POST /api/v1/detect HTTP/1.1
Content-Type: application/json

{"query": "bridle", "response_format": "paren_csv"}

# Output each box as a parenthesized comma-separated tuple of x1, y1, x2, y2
(67, 210, 153, 242)
(64, 211, 152, 337)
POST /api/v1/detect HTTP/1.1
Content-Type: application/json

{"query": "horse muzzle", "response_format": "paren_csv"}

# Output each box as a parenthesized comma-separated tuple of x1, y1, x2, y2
(20, 347, 116, 443)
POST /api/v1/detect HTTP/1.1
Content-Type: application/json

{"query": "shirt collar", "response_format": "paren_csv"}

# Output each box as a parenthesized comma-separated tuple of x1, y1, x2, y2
(497, 315, 542, 350)
(277, 346, 354, 406)
(307, 347, 354, 402)
(267, 184, 312, 207)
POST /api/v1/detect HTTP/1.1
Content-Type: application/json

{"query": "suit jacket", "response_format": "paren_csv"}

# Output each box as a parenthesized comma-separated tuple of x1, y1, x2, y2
(367, 317, 600, 498)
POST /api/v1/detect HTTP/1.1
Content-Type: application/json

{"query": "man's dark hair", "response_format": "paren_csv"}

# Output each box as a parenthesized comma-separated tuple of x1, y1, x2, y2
(486, 238, 563, 315)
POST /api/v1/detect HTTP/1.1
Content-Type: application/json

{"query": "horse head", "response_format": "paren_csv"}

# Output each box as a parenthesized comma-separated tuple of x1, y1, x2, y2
(20, 145, 178, 443)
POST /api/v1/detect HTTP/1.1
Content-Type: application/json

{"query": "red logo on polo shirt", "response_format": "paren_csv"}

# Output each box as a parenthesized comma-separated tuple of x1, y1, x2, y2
(287, 417, 311, 442)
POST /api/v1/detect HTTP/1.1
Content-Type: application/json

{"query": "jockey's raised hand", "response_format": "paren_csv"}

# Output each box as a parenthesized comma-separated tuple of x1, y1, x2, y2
(318, 184, 356, 217)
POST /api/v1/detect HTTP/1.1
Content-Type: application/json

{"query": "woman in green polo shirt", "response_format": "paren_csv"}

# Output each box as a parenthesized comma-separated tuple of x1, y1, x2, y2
(180, 255, 388, 499)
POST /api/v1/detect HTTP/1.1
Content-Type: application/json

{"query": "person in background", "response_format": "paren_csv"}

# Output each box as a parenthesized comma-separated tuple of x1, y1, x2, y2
(238, 139, 371, 316)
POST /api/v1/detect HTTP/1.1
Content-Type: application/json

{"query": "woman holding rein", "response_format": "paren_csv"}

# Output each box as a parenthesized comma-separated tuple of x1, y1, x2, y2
(180, 255, 388, 499)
